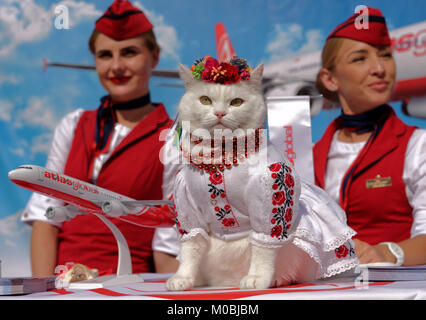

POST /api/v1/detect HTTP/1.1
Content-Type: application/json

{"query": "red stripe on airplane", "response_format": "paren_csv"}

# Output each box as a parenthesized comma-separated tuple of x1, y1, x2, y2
(392, 76, 426, 101)
(10, 179, 100, 212)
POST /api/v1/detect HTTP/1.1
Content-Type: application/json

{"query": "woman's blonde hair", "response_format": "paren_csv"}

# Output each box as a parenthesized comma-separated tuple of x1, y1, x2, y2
(315, 37, 346, 103)
(88, 29, 161, 56)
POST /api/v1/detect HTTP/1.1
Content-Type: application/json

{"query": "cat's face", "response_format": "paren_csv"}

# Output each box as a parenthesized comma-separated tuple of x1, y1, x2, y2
(177, 63, 266, 135)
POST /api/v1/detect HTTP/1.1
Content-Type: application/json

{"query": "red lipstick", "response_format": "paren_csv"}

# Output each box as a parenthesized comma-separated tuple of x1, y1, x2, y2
(109, 76, 131, 84)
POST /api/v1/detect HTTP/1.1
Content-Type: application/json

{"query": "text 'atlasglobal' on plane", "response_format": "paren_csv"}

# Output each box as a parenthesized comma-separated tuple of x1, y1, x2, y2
(8, 165, 175, 228)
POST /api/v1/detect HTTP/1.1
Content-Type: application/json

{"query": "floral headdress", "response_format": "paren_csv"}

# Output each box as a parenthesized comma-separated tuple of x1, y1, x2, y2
(190, 56, 252, 85)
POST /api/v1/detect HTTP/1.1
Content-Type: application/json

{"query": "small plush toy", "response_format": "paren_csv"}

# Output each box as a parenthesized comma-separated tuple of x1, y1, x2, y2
(58, 263, 99, 284)
(166, 56, 358, 291)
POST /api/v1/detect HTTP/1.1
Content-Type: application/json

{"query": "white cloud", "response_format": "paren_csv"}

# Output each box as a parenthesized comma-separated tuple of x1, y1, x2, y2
(0, 0, 102, 57)
(0, 0, 52, 57)
(30, 132, 53, 156)
(0, 72, 21, 85)
(266, 23, 323, 62)
(51, 0, 102, 28)
(15, 96, 59, 130)
(9, 147, 25, 157)
(134, 1, 181, 60)
(0, 99, 14, 121)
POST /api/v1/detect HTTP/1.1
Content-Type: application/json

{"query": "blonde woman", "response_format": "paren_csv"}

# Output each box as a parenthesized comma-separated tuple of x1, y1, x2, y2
(314, 7, 426, 266)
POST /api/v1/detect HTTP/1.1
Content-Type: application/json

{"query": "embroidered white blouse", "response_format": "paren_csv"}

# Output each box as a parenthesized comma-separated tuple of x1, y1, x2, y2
(173, 141, 359, 278)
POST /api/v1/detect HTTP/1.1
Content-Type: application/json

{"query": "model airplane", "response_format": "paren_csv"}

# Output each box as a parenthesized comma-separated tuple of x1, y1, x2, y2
(43, 20, 426, 119)
(8, 164, 175, 228)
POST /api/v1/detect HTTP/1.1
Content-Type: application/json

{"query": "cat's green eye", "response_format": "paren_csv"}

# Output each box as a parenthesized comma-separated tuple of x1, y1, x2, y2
(230, 98, 244, 107)
(199, 96, 212, 105)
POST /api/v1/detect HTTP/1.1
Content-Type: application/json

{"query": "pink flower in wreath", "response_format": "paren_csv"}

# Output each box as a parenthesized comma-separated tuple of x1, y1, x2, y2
(285, 173, 295, 188)
(270, 225, 282, 238)
(209, 172, 223, 185)
(284, 208, 292, 222)
(269, 163, 282, 172)
(201, 57, 220, 81)
(272, 191, 286, 206)
(222, 218, 236, 227)
(335, 245, 349, 259)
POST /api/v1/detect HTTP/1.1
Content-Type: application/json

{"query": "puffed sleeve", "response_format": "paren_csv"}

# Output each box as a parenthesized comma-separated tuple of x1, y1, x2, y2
(173, 168, 210, 242)
(247, 160, 301, 248)
(152, 122, 184, 255)
(404, 129, 426, 237)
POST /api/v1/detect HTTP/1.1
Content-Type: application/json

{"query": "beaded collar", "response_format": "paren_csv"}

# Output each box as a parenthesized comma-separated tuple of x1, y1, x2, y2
(180, 128, 264, 173)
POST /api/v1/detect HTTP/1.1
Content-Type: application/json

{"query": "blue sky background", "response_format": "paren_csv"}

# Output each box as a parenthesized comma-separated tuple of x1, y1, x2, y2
(0, 0, 425, 276)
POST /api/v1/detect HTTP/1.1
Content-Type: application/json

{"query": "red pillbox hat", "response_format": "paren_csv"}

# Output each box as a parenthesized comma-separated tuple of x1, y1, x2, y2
(95, 0, 153, 40)
(327, 7, 391, 47)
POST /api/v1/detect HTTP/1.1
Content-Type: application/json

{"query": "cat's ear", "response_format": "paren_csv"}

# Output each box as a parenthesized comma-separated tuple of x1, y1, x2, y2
(178, 63, 196, 89)
(248, 63, 264, 90)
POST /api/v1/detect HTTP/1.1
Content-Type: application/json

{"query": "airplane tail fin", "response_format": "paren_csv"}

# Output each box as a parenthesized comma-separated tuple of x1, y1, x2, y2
(43, 58, 48, 73)
(215, 22, 236, 62)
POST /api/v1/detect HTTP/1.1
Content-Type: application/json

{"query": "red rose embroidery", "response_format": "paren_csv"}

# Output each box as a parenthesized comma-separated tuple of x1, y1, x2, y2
(209, 172, 223, 185)
(272, 191, 286, 206)
(335, 245, 349, 259)
(269, 163, 282, 172)
(222, 218, 236, 227)
(271, 225, 283, 238)
(285, 173, 295, 188)
(284, 208, 292, 222)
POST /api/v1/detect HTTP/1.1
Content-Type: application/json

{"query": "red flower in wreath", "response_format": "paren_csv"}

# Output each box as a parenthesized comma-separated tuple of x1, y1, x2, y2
(269, 163, 282, 172)
(271, 225, 283, 238)
(285, 173, 295, 188)
(335, 245, 349, 259)
(209, 172, 223, 185)
(272, 191, 286, 206)
(284, 208, 293, 222)
(222, 218, 236, 227)
(218, 63, 240, 84)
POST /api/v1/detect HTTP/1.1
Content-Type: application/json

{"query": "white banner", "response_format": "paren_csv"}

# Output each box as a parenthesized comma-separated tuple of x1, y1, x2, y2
(267, 96, 314, 184)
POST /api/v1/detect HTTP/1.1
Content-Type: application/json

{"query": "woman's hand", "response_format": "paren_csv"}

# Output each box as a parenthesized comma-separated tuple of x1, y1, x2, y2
(353, 239, 395, 264)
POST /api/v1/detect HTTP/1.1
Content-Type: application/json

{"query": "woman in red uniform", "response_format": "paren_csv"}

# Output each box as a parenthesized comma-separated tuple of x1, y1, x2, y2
(314, 7, 426, 266)
(22, 0, 180, 276)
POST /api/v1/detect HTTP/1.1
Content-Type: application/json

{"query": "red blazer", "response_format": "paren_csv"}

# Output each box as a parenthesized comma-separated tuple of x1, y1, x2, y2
(313, 106, 417, 244)
(58, 104, 172, 273)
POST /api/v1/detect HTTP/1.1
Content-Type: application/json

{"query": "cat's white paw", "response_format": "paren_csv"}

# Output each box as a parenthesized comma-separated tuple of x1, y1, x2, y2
(240, 274, 271, 289)
(166, 274, 194, 291)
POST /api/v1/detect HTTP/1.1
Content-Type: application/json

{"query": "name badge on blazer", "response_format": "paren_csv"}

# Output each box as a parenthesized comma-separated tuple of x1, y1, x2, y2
(366, 175, 392, 189)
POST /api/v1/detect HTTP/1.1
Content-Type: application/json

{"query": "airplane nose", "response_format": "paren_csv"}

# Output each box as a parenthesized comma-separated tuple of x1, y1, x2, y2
(8, 169, 20, 180)
(8, 166, 35, 182)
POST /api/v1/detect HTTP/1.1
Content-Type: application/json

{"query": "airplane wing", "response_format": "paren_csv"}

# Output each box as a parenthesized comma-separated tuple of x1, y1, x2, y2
(94, 199, 175, 228)
(43, 58, 179, 78)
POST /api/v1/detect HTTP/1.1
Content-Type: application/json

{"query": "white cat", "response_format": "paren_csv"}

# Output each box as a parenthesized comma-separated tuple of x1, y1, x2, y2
(166, 57, 358, 291)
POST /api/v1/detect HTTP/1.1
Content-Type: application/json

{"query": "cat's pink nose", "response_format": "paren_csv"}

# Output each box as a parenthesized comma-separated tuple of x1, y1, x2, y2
(215, 112, 226, 119)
